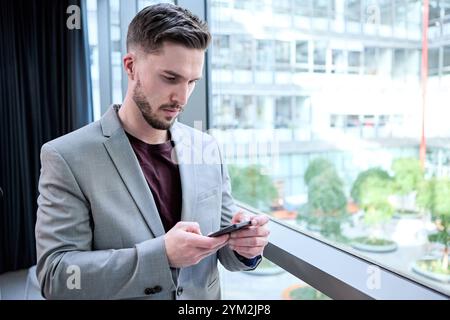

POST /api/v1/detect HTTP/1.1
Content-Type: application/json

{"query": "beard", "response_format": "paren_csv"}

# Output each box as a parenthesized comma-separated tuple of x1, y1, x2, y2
(132, 80, 182, 130)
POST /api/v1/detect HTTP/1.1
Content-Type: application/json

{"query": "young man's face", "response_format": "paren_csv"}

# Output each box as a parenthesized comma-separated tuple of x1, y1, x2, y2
(131, 41, 205, 130)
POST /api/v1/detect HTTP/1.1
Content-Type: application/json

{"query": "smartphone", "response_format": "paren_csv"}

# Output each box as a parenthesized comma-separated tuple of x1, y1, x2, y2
(208, 220, 252, 237)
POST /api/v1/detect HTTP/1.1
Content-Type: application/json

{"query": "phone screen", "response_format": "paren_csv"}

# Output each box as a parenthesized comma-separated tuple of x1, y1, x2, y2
(208, 220, 252, 237)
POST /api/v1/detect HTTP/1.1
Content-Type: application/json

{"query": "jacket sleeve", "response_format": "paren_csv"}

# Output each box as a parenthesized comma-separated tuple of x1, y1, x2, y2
(215, 142, 261, 271)
(35, 143, 176, 299)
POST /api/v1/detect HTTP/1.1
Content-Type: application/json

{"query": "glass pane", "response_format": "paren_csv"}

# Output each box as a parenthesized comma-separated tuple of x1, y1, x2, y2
(296, 41, 308, 64)
(256, 40, 274, 70)
(444, 45, 450, 68)
(345, 0, 360, 23)
(428, 48, 440, 76)
(138, 0, 174, 10)
(86, 0, 100, 120)
(207, 0, 450, 299)
(313, 41, 327, 73)
(109, 0, 122, 103)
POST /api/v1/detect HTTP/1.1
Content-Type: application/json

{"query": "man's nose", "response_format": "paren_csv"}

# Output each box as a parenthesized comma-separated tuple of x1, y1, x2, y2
(171, 83, 190, 106)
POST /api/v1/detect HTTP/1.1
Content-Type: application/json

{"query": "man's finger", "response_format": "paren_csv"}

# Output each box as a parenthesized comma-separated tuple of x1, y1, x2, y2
(230, 246, 264, 258)
(231, 211, 250, 224)
(250, 215, 270, 226)
(185, 232, 229, 249)
(178, 221, 202, 234)
(230, 227, 270, 239)
(229, 237, 268, 247)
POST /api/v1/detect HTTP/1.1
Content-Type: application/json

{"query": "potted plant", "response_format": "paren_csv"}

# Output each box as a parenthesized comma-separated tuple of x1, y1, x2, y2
(391, 158, 424, 218)
(228, 164, 278, 212)
(350, 168, 397, 253)
(414, 177, 450, 283)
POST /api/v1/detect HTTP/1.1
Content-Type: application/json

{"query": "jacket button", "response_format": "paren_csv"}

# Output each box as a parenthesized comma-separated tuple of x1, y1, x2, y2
(144, 288, 154, 295)
(144, 286, 162, 295)
(154, 285, 162, 293)
(176, 286, 183, 297)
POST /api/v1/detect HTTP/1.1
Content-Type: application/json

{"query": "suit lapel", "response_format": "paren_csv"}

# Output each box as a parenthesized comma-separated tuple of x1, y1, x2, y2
(101, 106, 165, 238)
(170, 122, 197, 223)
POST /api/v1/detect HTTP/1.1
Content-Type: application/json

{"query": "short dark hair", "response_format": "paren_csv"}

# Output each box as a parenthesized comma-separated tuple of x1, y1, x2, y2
(126, 3, 211, 53)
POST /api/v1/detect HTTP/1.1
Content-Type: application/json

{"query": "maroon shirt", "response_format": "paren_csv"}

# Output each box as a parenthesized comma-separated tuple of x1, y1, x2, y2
(126, 132, 182, 232)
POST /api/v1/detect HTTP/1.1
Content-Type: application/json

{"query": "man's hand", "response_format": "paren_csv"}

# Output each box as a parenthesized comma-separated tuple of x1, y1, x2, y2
(228, 211, 270, 259)
(164, 221, 229, 268)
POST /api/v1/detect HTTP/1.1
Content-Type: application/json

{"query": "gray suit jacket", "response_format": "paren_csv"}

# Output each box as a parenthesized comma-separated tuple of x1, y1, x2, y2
(35, 105, 258, 300)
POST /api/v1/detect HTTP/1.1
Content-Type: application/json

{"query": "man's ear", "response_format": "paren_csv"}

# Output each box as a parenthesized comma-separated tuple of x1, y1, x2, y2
(123, 52, 136, 80)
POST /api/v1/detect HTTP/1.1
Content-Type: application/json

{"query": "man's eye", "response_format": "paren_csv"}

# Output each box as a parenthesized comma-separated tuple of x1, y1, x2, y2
(164, 76, 176, 82)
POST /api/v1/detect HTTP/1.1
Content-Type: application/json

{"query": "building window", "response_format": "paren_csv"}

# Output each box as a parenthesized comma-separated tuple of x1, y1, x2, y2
(364, 47, 378, 75)
(212, 34, 231, 68)
(295, 41, 309, 64)
(348, 50, 361, 74)
(345, 0, 361, 23)
(444, 45, 450, 74)
(313, 0, 329, 18)
(275, 41, 291, 68)
(274, 97, 292, 128)
(428, 47, 440, 76)
(331, 49, 346, 73)
(233, 36, 253, 70)
(255, 40, 274, 70)
(313, 41, 327, 73)
(293, 0, 312, 17)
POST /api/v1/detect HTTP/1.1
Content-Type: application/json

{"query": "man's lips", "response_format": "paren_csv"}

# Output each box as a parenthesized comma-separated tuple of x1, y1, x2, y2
(161, 107, 180, 117)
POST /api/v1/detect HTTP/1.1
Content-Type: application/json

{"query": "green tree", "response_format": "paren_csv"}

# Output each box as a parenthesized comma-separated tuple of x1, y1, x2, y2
(391, 158, 424, 212)
(307, 170, 347, 240)
(228, 165, 278, 211)
(417, 178, 450, 272)
(304, 158, 342, 187)
(355, 171, 394, 234)
(351, 168, 390, 205)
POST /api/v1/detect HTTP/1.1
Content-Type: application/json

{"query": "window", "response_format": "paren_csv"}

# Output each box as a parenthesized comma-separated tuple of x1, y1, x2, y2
(234, 95, 254, 128)
(233, 36, 253, 70)
(293, 0, 312, 17)
(444, 45, 450, 74)
(429, 47, 440, 76)
(87, 0, 450, 299)
(110, 0, 122, 104)
(392, 49, 405, 79)
(380, 0, 393, 26)
(331, 49, 346, 73)
(295, 41, 309, 65)
(212, 34, 231, 68)
(255, 40, 273, 70)
(364, 47, 377, 74)
(274, 97, 292, 128)
(348, 50, 361, 74)
(86, 0, 100, 120)
(345, 0, 360, 23)
(273, 0, 291, 14)
(313, 41, 327, 73)
(275, 41, 291, 66)
(313, 0, 329, 18)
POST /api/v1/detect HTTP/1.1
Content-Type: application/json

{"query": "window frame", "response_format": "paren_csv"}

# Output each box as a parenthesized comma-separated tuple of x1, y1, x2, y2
(236, 202, 449, 300)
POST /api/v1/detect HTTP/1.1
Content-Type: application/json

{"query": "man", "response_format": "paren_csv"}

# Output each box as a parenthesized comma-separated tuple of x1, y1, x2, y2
(35, 3, 269, 299)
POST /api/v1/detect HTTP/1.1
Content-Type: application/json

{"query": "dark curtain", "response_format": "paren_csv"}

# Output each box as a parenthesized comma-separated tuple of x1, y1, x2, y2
(0, 0, 93, 273)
